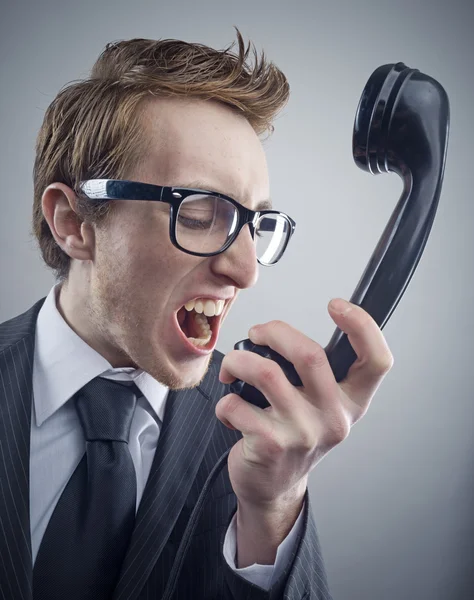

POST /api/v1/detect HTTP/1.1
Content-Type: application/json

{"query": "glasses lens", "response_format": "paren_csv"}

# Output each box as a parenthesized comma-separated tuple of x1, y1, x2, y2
(176, 194, 238, 254)
(255, 214, 291, 265)
(176, 194, 291, 265)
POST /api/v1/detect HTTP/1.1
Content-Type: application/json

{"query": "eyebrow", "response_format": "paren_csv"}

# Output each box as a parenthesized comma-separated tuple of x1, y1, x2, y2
(177, 179, 273, 211)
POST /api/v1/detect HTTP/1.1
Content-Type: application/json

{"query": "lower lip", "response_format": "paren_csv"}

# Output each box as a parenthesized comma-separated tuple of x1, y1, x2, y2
(173, 310, 221, 355)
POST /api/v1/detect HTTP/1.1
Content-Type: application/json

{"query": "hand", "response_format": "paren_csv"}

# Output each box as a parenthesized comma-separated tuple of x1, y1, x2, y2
(216, 298, 394, 512)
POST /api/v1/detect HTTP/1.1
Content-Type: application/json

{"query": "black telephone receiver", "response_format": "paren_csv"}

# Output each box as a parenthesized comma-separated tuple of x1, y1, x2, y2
(229, 62, 450, 409)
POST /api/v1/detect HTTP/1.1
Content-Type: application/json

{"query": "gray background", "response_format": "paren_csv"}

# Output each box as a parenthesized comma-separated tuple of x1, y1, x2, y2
(1, 0, 473, 598)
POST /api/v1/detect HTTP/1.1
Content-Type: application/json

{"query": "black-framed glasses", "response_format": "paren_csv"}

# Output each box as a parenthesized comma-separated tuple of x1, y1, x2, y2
(77, 179, 296, 266)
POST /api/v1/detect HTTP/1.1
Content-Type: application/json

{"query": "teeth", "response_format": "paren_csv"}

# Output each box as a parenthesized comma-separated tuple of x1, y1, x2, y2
(185, 311, 212, 347)
(184, 298, 225, 316)
(203, 300, 215, 317)
(181, 299, 227, 348)
(188, 335, 212, 347)
(195, 312, 211, 332)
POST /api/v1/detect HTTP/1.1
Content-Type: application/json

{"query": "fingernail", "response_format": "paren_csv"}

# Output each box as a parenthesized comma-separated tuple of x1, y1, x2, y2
(329, 298, 352, 315)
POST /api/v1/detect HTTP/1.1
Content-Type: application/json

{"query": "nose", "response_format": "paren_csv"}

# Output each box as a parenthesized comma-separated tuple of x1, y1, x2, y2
(210, 223, 259, 289)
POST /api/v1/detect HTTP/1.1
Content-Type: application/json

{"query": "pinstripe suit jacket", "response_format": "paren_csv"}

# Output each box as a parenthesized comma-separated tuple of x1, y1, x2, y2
(0, 297, 333, 600)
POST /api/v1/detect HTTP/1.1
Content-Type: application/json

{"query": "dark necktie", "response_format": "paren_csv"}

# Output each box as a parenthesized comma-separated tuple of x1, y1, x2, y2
(33, 377, 140, 600)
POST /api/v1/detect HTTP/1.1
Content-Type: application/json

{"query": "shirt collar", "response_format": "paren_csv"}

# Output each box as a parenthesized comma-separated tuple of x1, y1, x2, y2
(33, 283, 169, 427)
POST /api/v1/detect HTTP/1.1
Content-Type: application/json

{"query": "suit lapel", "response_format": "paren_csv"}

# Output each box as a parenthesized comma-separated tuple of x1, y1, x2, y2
(0, 298, 230, 600)
(0, 298, 45, 600)
(113, 356, 228, 600)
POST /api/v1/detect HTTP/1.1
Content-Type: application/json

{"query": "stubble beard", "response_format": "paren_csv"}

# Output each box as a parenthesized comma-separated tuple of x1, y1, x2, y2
(88, 268, 213, 391)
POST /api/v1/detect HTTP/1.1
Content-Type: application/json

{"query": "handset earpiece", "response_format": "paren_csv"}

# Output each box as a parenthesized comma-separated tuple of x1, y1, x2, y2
(230, 62, 450, 409)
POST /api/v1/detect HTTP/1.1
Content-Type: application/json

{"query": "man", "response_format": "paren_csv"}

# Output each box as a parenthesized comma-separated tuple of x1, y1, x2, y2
(0, 29, 393, 600)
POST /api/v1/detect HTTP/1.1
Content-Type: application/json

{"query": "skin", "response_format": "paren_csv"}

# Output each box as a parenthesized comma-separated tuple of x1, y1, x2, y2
(42, 95, 394, 568)
(219, 302, 394, 566)
(42, 96, 268, 390)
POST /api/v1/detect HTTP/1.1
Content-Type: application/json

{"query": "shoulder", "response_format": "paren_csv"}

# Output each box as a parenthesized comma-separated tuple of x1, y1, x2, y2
(0, 298, 46, 353)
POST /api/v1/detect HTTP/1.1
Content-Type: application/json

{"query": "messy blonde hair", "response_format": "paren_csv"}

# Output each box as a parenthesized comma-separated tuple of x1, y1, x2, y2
(32, 28, 290, 281)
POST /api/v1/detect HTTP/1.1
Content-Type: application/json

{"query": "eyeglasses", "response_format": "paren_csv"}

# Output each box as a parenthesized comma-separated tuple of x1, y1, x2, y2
(77, 179, 296, 266)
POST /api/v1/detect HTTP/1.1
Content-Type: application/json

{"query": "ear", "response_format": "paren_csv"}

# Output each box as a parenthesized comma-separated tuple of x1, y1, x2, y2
(41, 183, 95, 262)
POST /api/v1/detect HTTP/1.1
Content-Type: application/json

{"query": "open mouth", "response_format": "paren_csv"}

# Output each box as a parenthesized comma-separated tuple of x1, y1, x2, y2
(176, 303, 224, 352)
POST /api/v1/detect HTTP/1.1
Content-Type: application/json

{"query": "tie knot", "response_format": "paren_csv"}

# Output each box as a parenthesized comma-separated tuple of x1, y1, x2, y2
(74, 377, 139, 443)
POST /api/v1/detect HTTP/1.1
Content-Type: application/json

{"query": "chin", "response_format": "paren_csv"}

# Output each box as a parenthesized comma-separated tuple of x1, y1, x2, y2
(173, 355, 213, 390)
(143, 350, 212, 391)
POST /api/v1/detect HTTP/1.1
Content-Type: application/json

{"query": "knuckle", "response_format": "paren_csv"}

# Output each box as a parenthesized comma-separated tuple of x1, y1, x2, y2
(298, 429, 316, 452)
(327, 414, 351, 445)
(370, 351, 394, 375)
(300, 344, 327, 370)
(260, 363, 280, 385)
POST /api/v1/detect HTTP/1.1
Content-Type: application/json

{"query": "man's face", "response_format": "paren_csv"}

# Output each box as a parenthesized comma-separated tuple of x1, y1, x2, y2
(86, 96, 270, 389)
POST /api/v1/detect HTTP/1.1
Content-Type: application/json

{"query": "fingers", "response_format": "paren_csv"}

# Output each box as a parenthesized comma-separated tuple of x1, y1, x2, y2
(219, 348, 301, 415)
(216, 350, 290, 451)
(218, 299, 394, 425)
(248, 321, 340, 408)
(327, 299, 394, 408)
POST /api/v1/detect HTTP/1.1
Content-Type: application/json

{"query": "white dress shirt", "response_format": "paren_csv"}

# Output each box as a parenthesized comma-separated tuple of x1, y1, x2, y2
(30, 283, 304, 590)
